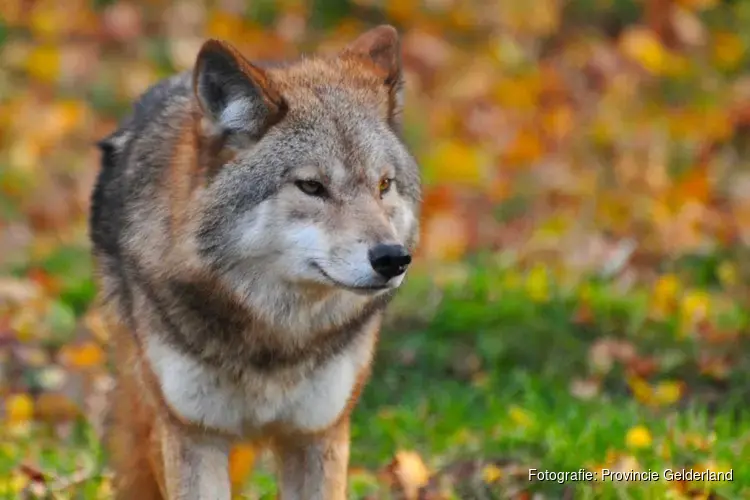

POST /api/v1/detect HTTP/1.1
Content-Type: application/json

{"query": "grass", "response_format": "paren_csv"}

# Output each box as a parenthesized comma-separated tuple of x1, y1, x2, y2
(2, 258, 750, 498)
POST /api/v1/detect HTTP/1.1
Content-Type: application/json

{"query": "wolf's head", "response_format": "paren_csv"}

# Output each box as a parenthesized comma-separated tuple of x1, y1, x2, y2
(188, 26, 421, 303)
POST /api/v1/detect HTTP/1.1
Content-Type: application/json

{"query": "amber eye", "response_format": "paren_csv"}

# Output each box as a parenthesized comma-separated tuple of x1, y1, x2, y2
(379, 178, 393, 196)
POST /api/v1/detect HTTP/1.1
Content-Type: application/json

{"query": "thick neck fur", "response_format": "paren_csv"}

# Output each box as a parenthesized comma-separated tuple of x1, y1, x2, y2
(114, 90, 393, 377)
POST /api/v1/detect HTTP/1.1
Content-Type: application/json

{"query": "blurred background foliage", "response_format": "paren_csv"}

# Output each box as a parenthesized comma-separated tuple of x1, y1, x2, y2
(3, 0, 750, 498)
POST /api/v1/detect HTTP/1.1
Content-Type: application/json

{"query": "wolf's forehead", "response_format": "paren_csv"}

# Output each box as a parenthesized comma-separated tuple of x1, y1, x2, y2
(282, 104, 393, 172)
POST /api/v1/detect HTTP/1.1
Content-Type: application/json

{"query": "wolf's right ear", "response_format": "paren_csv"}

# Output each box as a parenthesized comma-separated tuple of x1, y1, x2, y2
(193, 40, 287, 138)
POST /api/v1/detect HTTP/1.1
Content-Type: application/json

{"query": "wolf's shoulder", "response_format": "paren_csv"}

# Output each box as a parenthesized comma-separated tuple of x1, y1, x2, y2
(89, 71, 192, 258)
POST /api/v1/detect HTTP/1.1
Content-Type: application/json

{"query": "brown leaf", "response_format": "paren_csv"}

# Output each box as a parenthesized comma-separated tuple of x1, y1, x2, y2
(18, 463, 47, 484)
(34, 393, 81, 422)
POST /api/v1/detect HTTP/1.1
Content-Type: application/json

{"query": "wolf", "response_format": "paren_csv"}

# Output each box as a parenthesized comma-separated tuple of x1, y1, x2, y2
(88, 24, 421, 499)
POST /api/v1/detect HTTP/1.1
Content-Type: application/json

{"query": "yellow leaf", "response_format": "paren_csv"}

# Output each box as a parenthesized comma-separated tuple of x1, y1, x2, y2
(620, 27, 669, 75)
(628, 376, 654, 405)
(653, 380, 684, 406)
(718, 261, 738, 288)
(423, 140, 486, 186)
(481, 464, 502, 483)
(5, 394, 34, 423)
(0, 471, 28, 496)
(713, 32, 745, 70)
(508, 405, 535, 428)
(8, 138, 43, 173)
(30, 0, 65, 40)
(97, 477, 113, 499)
(537, 214, 570, 239)
(25, 45, 60, 84)
(679, 289, 710, 336)
(387, 450, 430, 500)
(651, 274, 681, 319)
(229, 444, 256, 489)
(524, 264, 550, 303)
(59, 341, 106, 368)
(493, 77, 541, 111)
(626, 425, 653, 449)
(384, 0, 419, 24)
(677, 0, 719, 11)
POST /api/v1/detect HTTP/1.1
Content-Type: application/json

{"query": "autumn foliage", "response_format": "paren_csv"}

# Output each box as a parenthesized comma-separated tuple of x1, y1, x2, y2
(2, 0, 750, 498)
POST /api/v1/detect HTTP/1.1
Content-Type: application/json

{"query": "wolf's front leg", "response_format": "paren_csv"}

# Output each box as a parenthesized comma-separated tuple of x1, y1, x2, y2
(159, 418, 232, 500)
(274, 418, 351, 500)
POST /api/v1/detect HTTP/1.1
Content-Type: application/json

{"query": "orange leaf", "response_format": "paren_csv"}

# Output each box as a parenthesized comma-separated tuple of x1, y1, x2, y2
(206, 11, 246, 43)
(420, 211, 469, 262)
(228, 444, 256, 490)
(59, 341, 106, 369)
(502, 128, 544, 166)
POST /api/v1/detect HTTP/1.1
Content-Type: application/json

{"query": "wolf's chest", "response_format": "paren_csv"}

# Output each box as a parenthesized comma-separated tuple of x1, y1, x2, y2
(144, 335, 369, 436)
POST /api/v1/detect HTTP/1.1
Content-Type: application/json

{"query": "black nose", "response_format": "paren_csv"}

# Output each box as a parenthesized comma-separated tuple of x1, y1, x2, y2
(368, 244, 411, 280)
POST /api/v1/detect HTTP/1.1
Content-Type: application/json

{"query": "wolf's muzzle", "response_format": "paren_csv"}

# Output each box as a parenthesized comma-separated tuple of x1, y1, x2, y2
(368, 244, 411, 280)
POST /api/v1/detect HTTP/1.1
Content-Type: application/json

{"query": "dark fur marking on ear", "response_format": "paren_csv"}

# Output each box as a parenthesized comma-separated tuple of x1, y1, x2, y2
(193, 39, 288, 140)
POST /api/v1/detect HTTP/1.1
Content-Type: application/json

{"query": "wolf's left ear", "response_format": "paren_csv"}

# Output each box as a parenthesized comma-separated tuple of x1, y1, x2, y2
(341, 25, 404, 128)
(193, 40, 287, 138)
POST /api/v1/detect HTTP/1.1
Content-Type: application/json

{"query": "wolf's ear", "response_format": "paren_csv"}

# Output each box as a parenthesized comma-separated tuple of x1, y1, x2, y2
(341, 25, 404, 127)
(193, 40, 287, 138)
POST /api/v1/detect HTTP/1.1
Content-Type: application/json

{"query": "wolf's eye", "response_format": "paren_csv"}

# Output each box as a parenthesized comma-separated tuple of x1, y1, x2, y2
(295, 180, 327, 197)
(379, 178, 393, 197)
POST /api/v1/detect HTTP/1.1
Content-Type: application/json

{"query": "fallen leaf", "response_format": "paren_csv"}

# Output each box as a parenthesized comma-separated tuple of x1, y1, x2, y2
(228, 444, 256, 489)
(625, 425, 653, 449)
(420, 211, 470, 262)
(508, 405, 535, 429)
(481, 464, 502, 483)
(713, 32, 745, 70)
(5, 393, 34, 423)
(620, 27, 669, 74)
(570, 378, 600, 400)
(383, 450, 431, 500)
(34, 393, 81, 422)
(524, 264, 550, 303)
(25, 45, 60, 84)
(58, 341, 106, 369)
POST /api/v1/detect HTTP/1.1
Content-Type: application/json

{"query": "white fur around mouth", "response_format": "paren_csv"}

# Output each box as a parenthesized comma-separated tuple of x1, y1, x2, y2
(310, 262, 390, 294)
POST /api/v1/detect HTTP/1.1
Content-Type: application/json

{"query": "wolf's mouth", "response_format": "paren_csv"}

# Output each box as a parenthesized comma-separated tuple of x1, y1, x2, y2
(310, 262, 389, 294)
